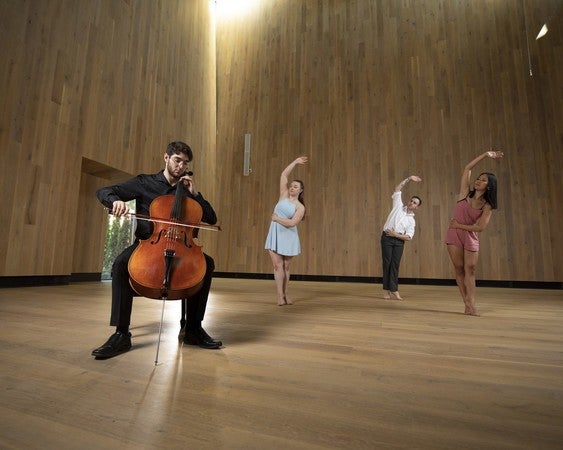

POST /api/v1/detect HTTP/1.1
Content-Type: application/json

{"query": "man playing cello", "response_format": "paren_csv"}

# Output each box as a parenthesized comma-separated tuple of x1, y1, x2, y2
(92, 141, 222, 359)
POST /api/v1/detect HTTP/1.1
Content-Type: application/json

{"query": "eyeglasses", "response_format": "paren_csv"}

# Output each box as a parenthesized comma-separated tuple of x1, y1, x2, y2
(169, 156, 191, 167)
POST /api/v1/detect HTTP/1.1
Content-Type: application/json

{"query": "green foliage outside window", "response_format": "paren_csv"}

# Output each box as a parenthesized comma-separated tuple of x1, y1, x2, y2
(101, 202, 135, 279)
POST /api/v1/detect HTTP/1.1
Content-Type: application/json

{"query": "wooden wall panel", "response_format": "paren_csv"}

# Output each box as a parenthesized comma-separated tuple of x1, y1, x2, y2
(215, 0, 562, 281)
(1, 0, 560, 283)
(0, 0, 217, 276)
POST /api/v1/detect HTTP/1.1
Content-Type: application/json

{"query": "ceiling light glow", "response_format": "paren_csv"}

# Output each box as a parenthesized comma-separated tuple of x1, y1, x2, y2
(216, 0, 260, 19)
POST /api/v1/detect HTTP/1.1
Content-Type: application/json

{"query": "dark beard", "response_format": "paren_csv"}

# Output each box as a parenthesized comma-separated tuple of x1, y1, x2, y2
(166, 162, 185, 181)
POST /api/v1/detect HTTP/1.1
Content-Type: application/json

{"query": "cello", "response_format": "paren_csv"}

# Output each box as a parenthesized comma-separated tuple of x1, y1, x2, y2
(128, 180, 206, 300)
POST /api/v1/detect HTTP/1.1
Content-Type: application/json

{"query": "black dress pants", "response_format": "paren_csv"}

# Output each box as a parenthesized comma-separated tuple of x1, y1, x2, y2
(110, 241, 215, 331)
(380, 232, 404, 292)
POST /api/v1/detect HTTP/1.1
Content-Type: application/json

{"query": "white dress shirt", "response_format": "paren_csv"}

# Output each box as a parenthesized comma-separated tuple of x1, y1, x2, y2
(382, 191, 416, 238)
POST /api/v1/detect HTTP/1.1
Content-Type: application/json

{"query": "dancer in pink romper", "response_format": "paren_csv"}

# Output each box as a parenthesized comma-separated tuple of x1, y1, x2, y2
(446, 150, 504, 316)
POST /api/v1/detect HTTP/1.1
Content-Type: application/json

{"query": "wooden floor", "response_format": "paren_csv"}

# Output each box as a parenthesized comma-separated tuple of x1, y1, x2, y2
(0, 279, 562, 450)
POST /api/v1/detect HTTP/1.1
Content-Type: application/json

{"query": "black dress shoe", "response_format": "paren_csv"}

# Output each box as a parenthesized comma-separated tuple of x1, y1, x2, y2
(183, 328, 221, 349)
(92, 331, 132, 359)
(197, 327, 222, 347)
(179, 326, 219, 343)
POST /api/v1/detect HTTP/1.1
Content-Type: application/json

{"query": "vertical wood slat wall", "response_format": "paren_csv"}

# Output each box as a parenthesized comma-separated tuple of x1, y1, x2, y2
(0, 1, 561, 283)
(0, 0, 217, 277)
(215, 0, 562, 282)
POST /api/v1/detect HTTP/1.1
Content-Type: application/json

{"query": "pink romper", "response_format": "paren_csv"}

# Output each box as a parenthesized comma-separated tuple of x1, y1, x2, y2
(445, 198, 483, 251)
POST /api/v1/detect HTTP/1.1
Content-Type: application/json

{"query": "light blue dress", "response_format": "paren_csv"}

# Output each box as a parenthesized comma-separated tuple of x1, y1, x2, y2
(265, 198, 301, 256)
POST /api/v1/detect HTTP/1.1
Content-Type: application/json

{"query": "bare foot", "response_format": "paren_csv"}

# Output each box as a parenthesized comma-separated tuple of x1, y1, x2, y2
(284, 296, 293, 305)
(277, 295, 285, 306)
(383, 291, 391, 300)
(463, 300, 480, 316)
(390, 291, 403, 300)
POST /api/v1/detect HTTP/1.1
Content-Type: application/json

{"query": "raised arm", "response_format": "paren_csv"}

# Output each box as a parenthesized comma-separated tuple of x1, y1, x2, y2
(394, 175, 422, 192)
(457, 150, 503, 200)
(279, 156, 308, 197)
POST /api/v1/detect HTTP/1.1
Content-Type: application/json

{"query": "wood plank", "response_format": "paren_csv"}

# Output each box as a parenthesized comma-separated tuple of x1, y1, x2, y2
(0, 279, 562, 449)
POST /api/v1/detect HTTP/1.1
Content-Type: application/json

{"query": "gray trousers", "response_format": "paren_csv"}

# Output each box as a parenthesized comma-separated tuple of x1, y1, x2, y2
(381, 232, 405, 292)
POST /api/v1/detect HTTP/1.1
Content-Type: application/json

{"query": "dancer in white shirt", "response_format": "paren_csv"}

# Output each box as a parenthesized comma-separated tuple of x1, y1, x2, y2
(381, 175, 422, 300)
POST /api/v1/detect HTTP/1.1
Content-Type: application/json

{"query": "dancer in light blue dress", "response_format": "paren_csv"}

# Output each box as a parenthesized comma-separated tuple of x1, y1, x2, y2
(265, 156, 308, 305)
(265, 198, 301, 256)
